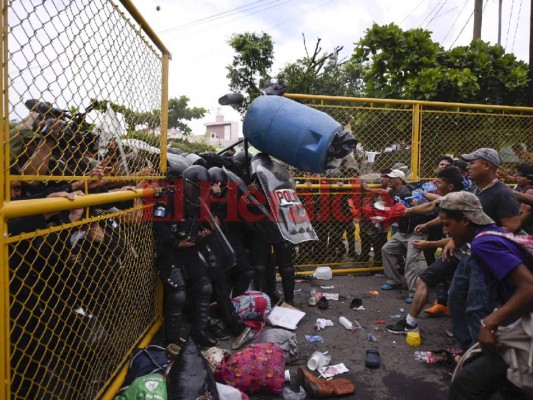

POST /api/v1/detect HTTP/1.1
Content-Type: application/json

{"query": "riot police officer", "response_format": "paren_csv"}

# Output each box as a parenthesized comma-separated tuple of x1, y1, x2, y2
(153, 165, 219, 347)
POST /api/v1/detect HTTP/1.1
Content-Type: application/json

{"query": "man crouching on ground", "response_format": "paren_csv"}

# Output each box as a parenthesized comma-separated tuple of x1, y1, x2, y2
(439, 192, 533, 400)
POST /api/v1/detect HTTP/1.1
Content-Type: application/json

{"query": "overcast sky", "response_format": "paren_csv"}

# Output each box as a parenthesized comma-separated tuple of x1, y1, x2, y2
(130, 0, 530, 135)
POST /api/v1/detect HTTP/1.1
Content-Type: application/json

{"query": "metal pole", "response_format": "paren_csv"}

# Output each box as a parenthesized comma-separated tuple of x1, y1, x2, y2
(528, 0, 533, 106)
(498, 0, 503, 44)
(473, 0, 483, 40)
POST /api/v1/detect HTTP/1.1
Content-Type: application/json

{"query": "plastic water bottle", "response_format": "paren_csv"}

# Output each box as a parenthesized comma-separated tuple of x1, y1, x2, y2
(339, 316, 353, 330)
(308, 288, 323, 306)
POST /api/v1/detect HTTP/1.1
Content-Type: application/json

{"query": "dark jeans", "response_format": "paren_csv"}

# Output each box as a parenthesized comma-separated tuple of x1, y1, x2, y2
(450, 352, 531, 399)
(448, 256, 495, 350)
(359, 220, 388, 262)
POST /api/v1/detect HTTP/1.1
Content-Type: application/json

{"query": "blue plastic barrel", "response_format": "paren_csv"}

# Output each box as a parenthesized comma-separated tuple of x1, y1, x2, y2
(243, 96, 342, 172)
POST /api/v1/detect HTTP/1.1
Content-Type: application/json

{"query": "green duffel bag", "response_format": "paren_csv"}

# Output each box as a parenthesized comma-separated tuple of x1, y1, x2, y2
(115, 373, 167, 400)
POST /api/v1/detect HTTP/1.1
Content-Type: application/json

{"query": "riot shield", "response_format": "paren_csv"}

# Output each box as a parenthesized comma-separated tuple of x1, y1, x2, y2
(197, 199, 236, 271)
(251, 153, 318, 244)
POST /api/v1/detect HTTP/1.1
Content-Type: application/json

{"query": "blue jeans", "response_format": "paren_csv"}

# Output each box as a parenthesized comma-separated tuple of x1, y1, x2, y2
(448, 256, 495, 350)
(450, 352, 531, 399)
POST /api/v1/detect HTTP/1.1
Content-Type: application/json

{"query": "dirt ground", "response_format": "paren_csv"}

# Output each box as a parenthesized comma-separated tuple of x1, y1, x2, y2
(220, 272, 459, 400)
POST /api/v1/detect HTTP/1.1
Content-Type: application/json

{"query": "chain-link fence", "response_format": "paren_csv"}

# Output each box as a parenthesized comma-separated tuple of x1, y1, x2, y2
(2, 1, 169, 398)
(287, 94, 533, 268)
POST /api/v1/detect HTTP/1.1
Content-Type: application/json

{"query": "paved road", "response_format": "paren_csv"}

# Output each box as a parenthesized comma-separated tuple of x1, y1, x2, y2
(246, 273, 456, 400)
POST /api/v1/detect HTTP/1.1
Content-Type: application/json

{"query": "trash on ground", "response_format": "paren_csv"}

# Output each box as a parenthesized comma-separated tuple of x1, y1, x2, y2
(323, 293, 339, 301)
(399, 308, 405, 313)
(314, 318, 334, 331)
(374, 320, 385, 324)
(414, 351, 449, 364)
(308, 288, 323, 306)
(369, 290, 379, 296)
(320, 285, 335, 289)
(350, 298, 363, 309)
(313, 266, 333, 280)
(367, 333, 378, 343)
(318, 363, 349, 378)
(307, 350, 331, 371)
(373, 273, 385, 278)
(338, 316, 353, 330)
(317, 296, 329, 309)
(352, 305, 365, 311)
(389, 314, 402, 319)
(353, 319, 365, 332)
(406, 331, 421, 347)
(293, 288, 302, 296)
(267, 305, 306, 330)
(305, 335, 324, 343)
(258, 329, 299, 364)
(282, 385, 307, 400)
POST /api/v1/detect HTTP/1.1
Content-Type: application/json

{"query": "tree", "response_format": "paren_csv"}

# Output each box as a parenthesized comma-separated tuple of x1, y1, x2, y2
(349, 23, 528, 104)
(278, 35, 363, 97)
(226, 32, 274, 114)
(167, 96, 207, 135)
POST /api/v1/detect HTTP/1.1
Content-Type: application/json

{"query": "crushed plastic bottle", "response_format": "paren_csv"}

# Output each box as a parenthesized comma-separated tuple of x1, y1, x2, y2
(308, 288, 323, 306)
(339, 316, 353, 330)
(414, 351, 448, 364)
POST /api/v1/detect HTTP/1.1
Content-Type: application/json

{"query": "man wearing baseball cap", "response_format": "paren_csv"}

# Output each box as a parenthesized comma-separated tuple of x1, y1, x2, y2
(381, 168, 435, 303)
(439, 192, 533, 400)
(446, 148, 521, 350)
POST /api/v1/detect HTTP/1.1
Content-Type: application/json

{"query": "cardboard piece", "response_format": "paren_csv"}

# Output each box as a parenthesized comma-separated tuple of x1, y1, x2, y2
(266, 305, 306, 330)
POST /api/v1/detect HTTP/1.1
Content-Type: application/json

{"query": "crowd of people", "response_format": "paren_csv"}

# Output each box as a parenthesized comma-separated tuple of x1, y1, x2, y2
(367, 147, 533, 400)
(7, 103, 533, 400)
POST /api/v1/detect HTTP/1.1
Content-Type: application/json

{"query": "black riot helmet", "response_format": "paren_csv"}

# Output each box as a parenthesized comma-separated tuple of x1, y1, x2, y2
(182, 165, 210, 207)
(208, 166, 228, 196)
(233, 150, 254, 171)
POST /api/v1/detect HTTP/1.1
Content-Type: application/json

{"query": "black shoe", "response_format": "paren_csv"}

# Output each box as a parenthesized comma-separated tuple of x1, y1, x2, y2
(191, 329, 219, 347)
(208, 320, 230, 340)
(229, 320, 246, 337)
(386, 318, 418, 335)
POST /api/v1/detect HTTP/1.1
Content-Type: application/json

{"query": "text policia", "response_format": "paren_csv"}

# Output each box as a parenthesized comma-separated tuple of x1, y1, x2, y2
(142, 179, 394, 224)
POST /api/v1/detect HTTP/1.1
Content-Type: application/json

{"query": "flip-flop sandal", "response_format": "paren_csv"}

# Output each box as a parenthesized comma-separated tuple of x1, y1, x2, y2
(365, 349, 381, 369)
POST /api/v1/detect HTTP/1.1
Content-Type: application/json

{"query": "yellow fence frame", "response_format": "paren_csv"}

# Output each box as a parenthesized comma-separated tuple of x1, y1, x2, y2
(0, 1, 171, 398)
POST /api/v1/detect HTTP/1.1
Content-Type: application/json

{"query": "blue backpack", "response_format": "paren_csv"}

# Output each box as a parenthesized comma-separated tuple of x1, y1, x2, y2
(123, 345, 171, 388)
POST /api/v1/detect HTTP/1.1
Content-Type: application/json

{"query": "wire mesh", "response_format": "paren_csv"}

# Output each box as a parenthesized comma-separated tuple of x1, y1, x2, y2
(287, 95, 533, 267)
(8, 204, 157, 399)
(3, 1, 167, 398)
(8, 0, 165, 187)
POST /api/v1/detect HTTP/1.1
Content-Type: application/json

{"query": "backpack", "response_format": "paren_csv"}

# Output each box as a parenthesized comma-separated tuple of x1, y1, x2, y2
(231, 291, 271, 321)
(475, 231, 533, 260)
(214, 342, 286, 394)
(123, 345, 172, 388)
(115, 373, 167, 400)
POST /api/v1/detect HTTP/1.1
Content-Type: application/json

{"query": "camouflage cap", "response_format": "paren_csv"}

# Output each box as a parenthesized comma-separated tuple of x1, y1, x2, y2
(439, 191, 494, 225)
(461, 148, 502, 167)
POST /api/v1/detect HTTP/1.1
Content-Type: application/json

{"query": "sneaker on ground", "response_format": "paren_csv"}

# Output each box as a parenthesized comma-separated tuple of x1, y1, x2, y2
(425, 303, 450, 316)
(386, 318, 418, 335)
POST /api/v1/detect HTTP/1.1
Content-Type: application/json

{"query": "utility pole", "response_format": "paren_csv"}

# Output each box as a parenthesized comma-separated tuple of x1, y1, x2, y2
(497, 0, 503, 45)
(473, 0, 483, 40)
(528, 0, 533, 106)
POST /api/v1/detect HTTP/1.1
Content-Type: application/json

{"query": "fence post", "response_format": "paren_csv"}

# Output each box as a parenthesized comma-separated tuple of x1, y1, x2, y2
(0, 0, 10, 397)
(160, 52, 170, 174)
(410, 103, 422, 180)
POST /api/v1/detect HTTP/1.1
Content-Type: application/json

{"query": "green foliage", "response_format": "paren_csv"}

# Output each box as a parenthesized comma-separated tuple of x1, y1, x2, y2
(350, 23, 528, 105)
(167, 96, 207, 134)
(226, 32, 274, 114)
(123, 130, 160, 147)
(168, 138, 216, 153)
(94, 96, 206, 135)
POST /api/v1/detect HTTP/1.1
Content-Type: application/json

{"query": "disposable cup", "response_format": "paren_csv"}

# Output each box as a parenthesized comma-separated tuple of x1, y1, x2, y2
(307, 351, 331, 370)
